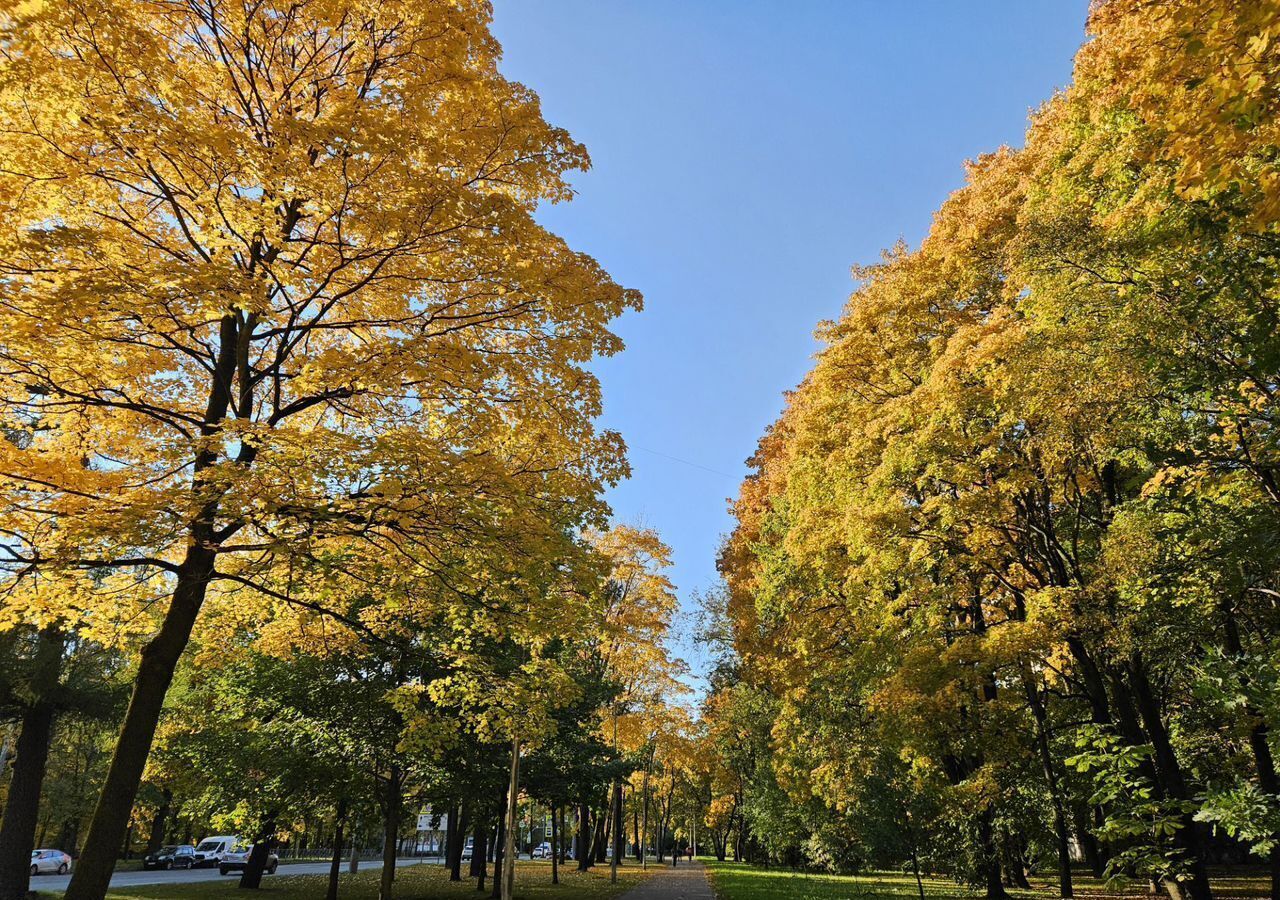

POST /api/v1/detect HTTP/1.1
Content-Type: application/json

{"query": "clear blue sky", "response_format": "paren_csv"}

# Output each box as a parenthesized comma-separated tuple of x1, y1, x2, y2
(490, 2, 1088, 677)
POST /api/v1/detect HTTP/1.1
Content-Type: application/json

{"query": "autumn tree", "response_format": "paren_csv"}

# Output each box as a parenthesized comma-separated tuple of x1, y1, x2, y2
(0, 2, 638, 898)
(708, 5, 1280, 900)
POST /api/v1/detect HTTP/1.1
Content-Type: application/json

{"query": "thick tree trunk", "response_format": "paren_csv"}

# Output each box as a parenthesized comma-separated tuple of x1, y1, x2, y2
(977, 808, 1007, 900)
(1127, 656, 1212, 900)
(470, 820, 488, 880)
(445, 803, 459, 875)
(379, 765, 402, 900)
(474, 825, 487, 893)
(146, 789, 173, 856)
(66, 548, 217, 900)
(326, 799, 347, 900)
(0, 628, 64, 900)
(449, 805, 469, 881)
(239, 812, 278, 889)
(593, 811, 607, 864)
(1071, 801, 1105, 878)
(576, 798, 590, 872)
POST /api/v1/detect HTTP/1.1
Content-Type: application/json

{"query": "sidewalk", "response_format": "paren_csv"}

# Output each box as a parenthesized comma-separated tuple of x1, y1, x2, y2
(619, 860, 714, 900)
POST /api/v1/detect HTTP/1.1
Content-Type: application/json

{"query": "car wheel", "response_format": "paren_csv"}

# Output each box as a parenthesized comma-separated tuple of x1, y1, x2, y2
(58, 863, 69, 875)
(29, 864, 37, 876)
(219, 866, 229, 876)
(268, 863, 277, 875)
(164, 861, 173, 870)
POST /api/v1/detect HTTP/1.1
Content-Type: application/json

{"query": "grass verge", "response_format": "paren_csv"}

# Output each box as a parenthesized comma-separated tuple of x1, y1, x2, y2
(36, 859, 651, 900)
(702, 859, 1272, 900)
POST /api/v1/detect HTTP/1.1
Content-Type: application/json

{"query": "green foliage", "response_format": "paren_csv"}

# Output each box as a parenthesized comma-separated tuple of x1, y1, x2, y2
(1067, 727, 1192, 885)
(1195, 784, 1280, 858)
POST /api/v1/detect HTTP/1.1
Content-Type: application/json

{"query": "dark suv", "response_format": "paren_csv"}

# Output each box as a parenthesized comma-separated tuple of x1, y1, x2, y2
(142, 845, 196, 870)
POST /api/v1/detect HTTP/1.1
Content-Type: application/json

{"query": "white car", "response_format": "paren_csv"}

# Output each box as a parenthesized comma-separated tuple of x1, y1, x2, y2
(192, 835, 240, 868)
(30, 849, 71, 875)
(532, 842, 552, 859)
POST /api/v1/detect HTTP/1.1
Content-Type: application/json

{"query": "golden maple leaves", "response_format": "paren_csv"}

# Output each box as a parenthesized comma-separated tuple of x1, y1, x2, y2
(713, 0, 1280, 852)
(0, 0, 657, 774)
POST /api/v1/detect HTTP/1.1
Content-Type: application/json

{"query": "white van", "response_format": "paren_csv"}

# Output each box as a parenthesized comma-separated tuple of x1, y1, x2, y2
(192, 836, 239, 868)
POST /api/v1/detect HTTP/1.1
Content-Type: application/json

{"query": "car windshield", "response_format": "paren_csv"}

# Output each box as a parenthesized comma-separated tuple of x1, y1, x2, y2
(195, 841, 221, 852)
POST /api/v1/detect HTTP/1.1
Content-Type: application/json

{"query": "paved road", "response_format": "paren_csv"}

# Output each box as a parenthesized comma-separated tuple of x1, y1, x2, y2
(619, 860, 714, 900)
(33, 856, 436, 894)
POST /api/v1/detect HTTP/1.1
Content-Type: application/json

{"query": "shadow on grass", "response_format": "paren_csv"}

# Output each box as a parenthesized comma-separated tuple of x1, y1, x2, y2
(702, 860, 1272, 900)
(36, 860, 654, 900)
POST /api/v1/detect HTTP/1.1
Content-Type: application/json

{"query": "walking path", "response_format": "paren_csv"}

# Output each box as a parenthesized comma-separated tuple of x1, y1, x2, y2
(620, 860, 715, 900)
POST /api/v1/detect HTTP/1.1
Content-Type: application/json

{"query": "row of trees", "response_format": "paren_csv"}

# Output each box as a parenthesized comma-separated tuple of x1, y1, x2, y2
(0, 2, 690, 900)
(704, 3, 1280, 900)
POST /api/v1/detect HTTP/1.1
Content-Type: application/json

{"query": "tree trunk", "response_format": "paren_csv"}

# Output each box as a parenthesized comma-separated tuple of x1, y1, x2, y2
(576, 798, 590, 872)
(1127, 655, 1212, 900)
(641, 760, 651, 870)
(659, 784, 674, 864)
(475, 822, 488, 893)
(490, 791, 506, 900)
(906, 824, 925, 900)
(558, 806, 566, 865)
(449, 804, 469, 881)
(977, 808, 1007, 900)
(632, 797, 640, 861)
(592, 811, 607, 864)
(146, 789, 173, 856)
(501, 738, 519, 900)
(326, 799, 347, 900)
(1222, 596, 1280, 899)
(239, 812, 277, 889)
(1071, 801, 1105, 878)
(445, 803, 458, 874)
(474, 829, 487, 894)
(1022, 670, 1073, 898)
(0, 627, 64, 900)
(379, 765, 402, 900)
(611, 781, 623, 883)
(471, 820, 488, 880)
(550, 804, 559, 885)
(65, 548, 217, 900)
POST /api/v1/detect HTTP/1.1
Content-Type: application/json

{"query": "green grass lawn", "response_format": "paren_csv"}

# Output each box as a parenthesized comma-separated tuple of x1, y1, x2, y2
(702, 860, 1271, 900)
(35, 859, 652, 900)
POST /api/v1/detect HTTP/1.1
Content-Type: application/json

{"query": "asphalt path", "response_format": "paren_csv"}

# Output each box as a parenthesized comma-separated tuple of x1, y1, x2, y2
(618, 861, 713, 900)
(34, 856, 437, 894)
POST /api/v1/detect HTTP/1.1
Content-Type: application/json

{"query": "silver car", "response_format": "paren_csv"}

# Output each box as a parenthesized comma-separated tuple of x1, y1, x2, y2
(218, 843, 279, 876)
(30, 849, 71, 875)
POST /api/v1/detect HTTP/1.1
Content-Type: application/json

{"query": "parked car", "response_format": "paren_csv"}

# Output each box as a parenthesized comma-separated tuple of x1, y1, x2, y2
(29, 849, 71, 875)
(532, 842, 552, 859)
(191, 835, 239, 868)
(142, 844, 196, 870)
(218, 842, 279, 877)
